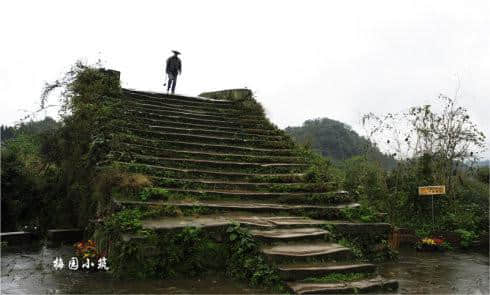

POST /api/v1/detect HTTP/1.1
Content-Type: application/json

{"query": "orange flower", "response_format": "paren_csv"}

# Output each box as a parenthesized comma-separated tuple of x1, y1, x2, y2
(433, 238, 444, 245)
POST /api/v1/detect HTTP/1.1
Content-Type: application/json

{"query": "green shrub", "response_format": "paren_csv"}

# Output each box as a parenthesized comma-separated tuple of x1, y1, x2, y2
(454, 229, 477, 249)
(340, 204, 377, 223)
(225, 223, 284, 290)
(303, 272, 368, 283)
(476, 166, 489, 184)
(138, 187, 169, 201)
(301, 146, 343, 186)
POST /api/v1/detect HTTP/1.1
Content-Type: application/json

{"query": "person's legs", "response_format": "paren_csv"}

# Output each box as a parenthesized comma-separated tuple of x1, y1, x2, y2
(167, 73, 175, 93)
(171, 75, 177, 94)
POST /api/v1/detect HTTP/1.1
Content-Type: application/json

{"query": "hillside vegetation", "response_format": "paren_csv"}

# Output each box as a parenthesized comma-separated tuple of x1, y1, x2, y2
(285, 107, 488, 248)
(285, 118, 396, 169)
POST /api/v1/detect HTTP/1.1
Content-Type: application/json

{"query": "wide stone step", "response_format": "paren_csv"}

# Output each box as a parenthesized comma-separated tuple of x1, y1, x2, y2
(113, 162, 305, 182)
(114, 153, 307, 174)
(123, 115, 282, 136)
(124, 89, 234, 106)
(127, 93, 236, 113)
(137, 214, 362, 235)
(278, 263, 376, 281)
(118, 127, 292, 149)
(231, 216, 328, 229)
(126, 102, 264, 124)
(124, 109, 271, 130)
(149, 176, 332, 193)
(126, 100, 259, 120)
(287, 276, 399, 294)
(261, 242, 352, 263)
(121, 143, 303, 164)
(117, 199, 360, 217)
(250, 227, 329, 242)
(139, 216, 332, 233)
(121, 121, 286, 142)
(117, 134, 297, 156)
(141, 215, 233, 231)
(157, 188, 350, 204)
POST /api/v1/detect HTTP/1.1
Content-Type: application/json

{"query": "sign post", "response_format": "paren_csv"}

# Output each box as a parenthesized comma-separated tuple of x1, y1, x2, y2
(418, 186, 446, 229)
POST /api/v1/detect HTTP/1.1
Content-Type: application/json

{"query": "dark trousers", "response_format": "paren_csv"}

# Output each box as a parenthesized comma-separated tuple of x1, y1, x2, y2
(167, 73, 177, 94)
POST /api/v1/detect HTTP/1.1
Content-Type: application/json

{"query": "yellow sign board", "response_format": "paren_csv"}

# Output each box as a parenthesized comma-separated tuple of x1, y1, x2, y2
(418, 186, 446, 196)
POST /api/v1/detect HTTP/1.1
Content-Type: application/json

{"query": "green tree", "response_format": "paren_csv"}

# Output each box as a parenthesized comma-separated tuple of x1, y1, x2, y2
(363, 94, 486, 197)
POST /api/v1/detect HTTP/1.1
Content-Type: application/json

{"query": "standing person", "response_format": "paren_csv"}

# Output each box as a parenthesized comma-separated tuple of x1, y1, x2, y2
(165, 50, 182, 94)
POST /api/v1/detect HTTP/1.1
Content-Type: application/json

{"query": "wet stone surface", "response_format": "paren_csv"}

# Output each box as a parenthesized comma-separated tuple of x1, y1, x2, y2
(379, 246, 489, 294)
(2, 243, 489, 294)
(0, 244, 264, 294)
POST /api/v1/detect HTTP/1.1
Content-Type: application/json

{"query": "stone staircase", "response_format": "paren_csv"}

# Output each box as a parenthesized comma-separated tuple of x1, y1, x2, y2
(110, 88, 398, 294)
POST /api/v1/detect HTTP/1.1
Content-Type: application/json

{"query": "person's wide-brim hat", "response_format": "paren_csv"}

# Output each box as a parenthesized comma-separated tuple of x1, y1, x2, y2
(172, 50, 181, 55)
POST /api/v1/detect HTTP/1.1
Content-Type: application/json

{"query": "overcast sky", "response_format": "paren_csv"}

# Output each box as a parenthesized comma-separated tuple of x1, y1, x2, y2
(1, 0, 488, 157)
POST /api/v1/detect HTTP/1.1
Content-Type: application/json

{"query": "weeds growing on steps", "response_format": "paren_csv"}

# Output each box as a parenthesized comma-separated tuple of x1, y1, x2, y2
(302, 272, 370, 283)
(94, 211, 285, 291)
(225, 223, 285, 291)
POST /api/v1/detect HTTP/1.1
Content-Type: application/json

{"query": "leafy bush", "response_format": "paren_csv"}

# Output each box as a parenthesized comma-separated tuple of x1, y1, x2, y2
(339, 153, 489, 248)
(226, 224, 284, 290)
(301, 146, 343, 186)
(138, 187, 169, 201)
(104, 209, 143, 233)
(303, 272, 368, 283)
(340, 204, 377, 223)
(454, 229, 477, 249)
(476, 166, 489, 184)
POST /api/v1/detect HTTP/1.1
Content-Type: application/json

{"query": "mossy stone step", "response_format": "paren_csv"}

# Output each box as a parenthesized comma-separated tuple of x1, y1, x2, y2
(261, 242, 352, 263)
(138, 213, 328, 231)
(278, 263, 376, 281)
(137, 214, 320, 231)
(148, 176, 332, 193)
(124, 89, 233, 105)
(119, 127, 292, 149)
(121, 143, 303, 164)
(122, 115, 283, 136)
(124, 109, 271, 130)
(114, 153, 307, 174)
(231, 216, 328, 229)
(142, 215, 232, 231)
(126, 93, 236, 113)
(117, 199, 360, 216)
(113, 162, 305, 182)
(121, 122, 286, 141)
(126, 100, 261, 119)
(287, 276, 399, 294)
(264, 217, 327, 227)
(157, 188, 351, 204)
(250, 227, 329, 242)
(117, 134, 297, 156)
(125, 103, 265, 124)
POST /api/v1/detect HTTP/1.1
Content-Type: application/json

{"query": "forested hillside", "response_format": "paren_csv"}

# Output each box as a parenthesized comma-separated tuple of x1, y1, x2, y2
(284, 118, 396, 169)
(1, 117, 59, 142)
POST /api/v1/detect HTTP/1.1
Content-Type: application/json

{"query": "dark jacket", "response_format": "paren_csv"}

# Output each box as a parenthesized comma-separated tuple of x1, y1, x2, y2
(166, 56, 182, 75)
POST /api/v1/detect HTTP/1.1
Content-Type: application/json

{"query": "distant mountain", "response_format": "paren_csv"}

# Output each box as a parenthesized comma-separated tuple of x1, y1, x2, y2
(284, 118, 396, 169)
(478, 160, 490, 167)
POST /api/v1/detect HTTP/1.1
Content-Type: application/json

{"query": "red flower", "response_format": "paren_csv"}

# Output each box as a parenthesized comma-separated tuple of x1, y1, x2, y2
(433, 238, 444, 245)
